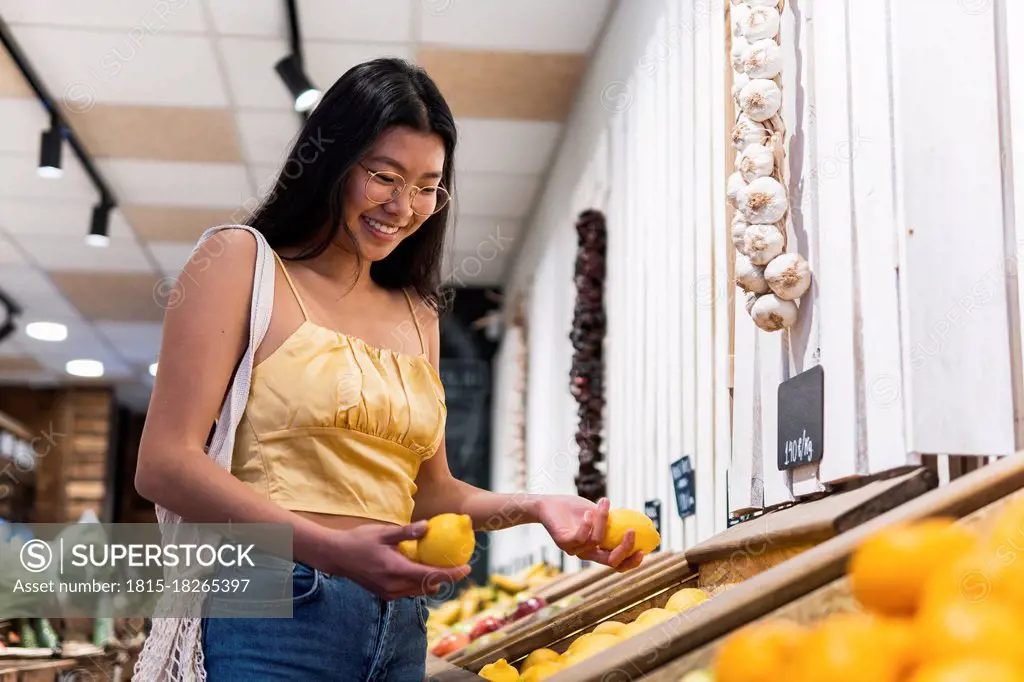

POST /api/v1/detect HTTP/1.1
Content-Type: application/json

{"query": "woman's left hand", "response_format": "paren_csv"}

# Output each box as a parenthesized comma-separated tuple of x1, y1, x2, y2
(535, 496, 645, 572)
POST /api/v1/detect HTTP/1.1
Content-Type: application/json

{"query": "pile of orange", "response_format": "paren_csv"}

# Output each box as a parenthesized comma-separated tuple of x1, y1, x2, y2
(712, 497, 1024, 682)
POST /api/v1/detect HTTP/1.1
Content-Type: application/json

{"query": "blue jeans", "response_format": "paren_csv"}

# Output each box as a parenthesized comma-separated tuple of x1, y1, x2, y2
(200, 561, 429, 681)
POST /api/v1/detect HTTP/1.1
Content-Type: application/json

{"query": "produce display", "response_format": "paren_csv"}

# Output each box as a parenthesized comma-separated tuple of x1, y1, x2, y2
(727, 0, 813, 333)
(426, 561, 565, 658)
(476, 586, 711, 681)
(684, 499, 1024, 682)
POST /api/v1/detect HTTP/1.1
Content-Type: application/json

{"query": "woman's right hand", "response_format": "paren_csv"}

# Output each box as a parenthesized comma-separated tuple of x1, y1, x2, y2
(310, 521, 471, 601)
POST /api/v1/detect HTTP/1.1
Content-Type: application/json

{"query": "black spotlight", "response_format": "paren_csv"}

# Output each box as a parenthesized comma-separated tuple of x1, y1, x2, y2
(37, 119, 63, 179)
(87, 202, 111, 248)
(275, 54, 321, 112)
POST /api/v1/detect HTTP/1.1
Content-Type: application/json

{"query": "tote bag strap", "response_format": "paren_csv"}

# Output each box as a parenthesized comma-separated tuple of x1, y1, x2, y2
(135, 224, 277, 682)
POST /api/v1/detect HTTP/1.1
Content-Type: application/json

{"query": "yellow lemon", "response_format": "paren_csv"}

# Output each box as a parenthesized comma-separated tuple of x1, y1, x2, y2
(600, 508, 661, 554)
(593, 621, 627, 636)
(521, 648, 561, 673)
(568, 633, 621, 655)
(520, 661, 563, 681)
(478, 658, 518, 682)
(397, 539, 418, 562)
(416, 513, 475, 567)
(666, 588, 709, 613)
(635, 608, 676, 628)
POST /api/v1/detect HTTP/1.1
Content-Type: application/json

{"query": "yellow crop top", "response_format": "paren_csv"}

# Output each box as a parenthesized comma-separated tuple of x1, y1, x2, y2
(230, 252, 447, 526)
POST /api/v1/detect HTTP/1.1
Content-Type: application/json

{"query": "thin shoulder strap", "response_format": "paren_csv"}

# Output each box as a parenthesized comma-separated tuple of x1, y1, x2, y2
(403, 288, 426, 355)
(272, 251, 310, 322)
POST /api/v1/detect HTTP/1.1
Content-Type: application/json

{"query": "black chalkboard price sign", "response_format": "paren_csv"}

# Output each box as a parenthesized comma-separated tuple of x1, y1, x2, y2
(670, 456, 696, 519)
(643, 499, 662, 552)
(777, 364, 824, 470)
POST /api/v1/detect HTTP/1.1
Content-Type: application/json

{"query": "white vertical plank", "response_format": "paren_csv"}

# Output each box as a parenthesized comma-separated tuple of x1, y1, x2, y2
(694, 0, 718, 540)
(627, 80, 643, 512)
(810, 0, 861, 483)
(730, 283, 762, 513)
(679, 0, 699, 545)
(711, 0, 733, 535)
(759, 330, 793, 507)
(665, 0, 685, 552)
(890, 0, 1015, 457)
(608, 110, 625, 512)
(996, 0, 1024, 450)
(846, 0, 908, 474)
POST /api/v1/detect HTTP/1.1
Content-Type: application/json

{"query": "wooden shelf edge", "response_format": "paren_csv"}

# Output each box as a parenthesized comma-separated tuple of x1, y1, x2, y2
(0, 409, 31, 441)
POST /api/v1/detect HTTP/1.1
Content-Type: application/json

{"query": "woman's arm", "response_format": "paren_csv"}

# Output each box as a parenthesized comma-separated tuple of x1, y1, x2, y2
(411, 309, 642, 570)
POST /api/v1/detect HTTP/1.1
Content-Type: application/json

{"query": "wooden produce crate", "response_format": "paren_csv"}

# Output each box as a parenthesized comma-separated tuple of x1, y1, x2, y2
(555, 455, 1024, 681)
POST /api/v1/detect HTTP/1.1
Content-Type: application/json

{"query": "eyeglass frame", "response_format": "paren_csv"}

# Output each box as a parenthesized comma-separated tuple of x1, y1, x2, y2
(358, 162, 451, 216)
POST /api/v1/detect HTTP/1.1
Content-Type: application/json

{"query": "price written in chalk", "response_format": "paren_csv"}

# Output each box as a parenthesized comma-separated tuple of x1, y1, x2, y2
(782, 429, 814, 467)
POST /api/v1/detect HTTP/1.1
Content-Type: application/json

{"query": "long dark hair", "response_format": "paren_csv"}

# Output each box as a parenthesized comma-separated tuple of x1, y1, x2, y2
(247, 57, 456, 313)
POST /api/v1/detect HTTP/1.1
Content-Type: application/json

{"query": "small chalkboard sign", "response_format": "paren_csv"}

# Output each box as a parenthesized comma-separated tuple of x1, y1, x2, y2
(643, 499, 662, 552)
(778, 365, 825, 470)
(670, 456, 696, 519)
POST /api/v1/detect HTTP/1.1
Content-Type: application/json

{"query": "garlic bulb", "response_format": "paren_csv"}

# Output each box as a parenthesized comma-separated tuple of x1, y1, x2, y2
(737, 176, 788, 223)
(732, 4, 751, 38)
(744, 6, 781, 41)
(735, 254, 770, 294)
(731, 36, 750, 73)
(732, 214, 749, 254)
(732, 72, 751, 106)
(727, 171, 747, 206)
(739, 79, 782, 122)
(731, 114, 768, 152)
(737, 143, 775, 182)
(750, 293, 798, 331)
(745, 291, 759, 316)
(764, 252, 812, 300)
(744, 39, 783, 80)
(743, 224, 785, 265)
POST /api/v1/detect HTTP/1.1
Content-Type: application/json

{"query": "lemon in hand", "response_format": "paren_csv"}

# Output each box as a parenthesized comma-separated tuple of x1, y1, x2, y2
(600, 508, 660, 554)
(397, 539, 419, 562)
(417, 513, 475, 568)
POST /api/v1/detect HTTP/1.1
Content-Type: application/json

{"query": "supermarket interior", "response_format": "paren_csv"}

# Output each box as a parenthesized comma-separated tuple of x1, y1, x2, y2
(3, 0, 1024, 681)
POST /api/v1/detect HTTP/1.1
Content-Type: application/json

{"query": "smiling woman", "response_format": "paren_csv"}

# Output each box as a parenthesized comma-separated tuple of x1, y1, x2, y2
(133, 57, 643, 682)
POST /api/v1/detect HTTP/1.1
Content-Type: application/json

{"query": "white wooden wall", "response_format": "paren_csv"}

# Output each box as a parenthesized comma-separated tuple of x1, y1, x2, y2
(489, 0, 1024, 565)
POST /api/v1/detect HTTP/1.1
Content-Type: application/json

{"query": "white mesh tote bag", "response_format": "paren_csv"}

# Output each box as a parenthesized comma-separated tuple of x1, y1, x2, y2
(134, 225, 277, 682)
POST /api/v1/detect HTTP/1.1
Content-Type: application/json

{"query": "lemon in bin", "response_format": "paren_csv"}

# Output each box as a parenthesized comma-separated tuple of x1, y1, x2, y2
(600, 508, 661, 554)
(477, 658, 518, 682)
(520, 661, 564, 681)
(593, 620, 626, 636)
(666, 587, 709, 613)
(521, 648, 560, 673)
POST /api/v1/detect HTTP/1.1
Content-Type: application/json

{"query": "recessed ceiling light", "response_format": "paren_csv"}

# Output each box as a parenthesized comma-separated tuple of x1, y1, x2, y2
(25, 321, 67, 342)
(66, 359, 104, 378)
(149, 362, 158, 377)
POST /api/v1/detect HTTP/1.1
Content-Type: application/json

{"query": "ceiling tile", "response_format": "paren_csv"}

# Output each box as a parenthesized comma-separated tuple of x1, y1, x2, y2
(235, 110, 301, 164)
(0, 0, 207, 32)
(419, 0, 613, 53)
(206, 0, 285, 37)
(11, 233, 154, 273)
(0, 355, 45, 373)
(148, 242, 197, 277)
(0, 153, 97, 203)
(448, 216, 523, 254)
(455, 119, 562, 174)
(0, 337, 25, 357)
(0, 201, 135, 240)
(418, 48, 586, 121)
(0, 264, 69, 300)
(48, 271, 169, 323)
(0, 98, 48, 154)
(0, 47, 32, 98)
(0, 233, 28, 265)
(452, 173, 541, 218)
(304, 42, 415, 98)
(6, 26, 229, 108)
(94, 321, 163, 363)
(66, 104, 244, 163)
(32, 347, 135, 380)
(300, 0, 414, 42)
(96, 159, 252, 207)
(122, 205, 241, 243)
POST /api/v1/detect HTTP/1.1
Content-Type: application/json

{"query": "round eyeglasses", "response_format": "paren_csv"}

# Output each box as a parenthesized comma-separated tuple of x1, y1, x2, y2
(360, 163, 451, 217)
